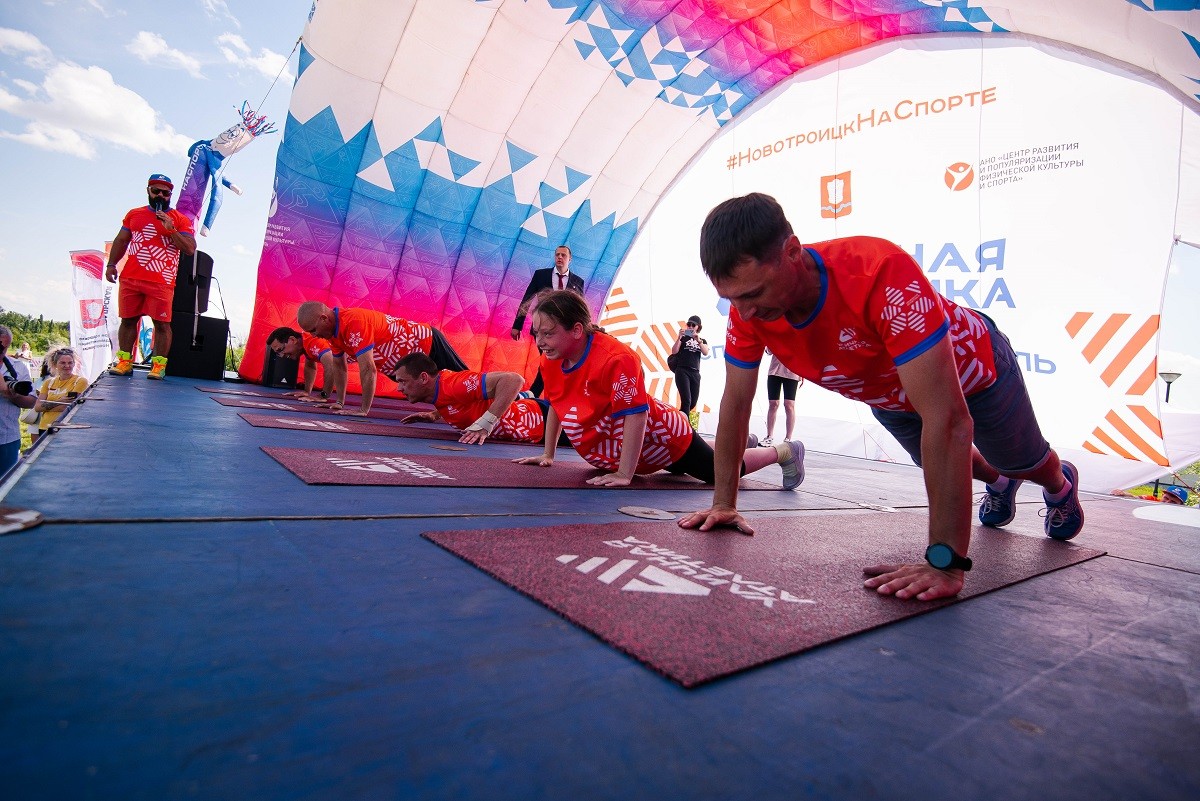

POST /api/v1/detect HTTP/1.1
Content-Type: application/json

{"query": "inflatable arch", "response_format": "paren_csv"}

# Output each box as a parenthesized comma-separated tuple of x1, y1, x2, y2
(242, 0, 1200, 489)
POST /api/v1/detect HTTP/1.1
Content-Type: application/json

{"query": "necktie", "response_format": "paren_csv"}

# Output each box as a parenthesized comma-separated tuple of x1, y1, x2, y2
(557, 273, 564, 290)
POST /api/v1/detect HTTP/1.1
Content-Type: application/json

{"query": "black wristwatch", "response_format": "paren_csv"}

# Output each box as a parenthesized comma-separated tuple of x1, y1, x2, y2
(925, 543, 972, 571)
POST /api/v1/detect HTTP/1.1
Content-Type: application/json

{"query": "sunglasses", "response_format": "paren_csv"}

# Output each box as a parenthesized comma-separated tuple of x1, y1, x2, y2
(148, 187, 172, 197)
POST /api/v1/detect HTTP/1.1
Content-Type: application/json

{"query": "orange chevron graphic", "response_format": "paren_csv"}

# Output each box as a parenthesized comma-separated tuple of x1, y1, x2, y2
(1065, 312, 1166, 464)
(600, 287, 711, 414)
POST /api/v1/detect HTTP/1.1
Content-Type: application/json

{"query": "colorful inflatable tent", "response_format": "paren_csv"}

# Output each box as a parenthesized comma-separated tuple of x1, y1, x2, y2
(242, 0, 1200, 489)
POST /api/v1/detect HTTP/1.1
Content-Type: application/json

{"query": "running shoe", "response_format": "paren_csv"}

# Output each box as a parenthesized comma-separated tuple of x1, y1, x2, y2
(978, 478, 1024, 527)
(1043, 461, 1084, 540)
(778, 440, 805, 490)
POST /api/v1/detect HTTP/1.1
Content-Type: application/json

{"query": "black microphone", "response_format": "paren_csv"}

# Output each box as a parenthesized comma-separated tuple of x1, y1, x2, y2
(150, 197, 168, 213)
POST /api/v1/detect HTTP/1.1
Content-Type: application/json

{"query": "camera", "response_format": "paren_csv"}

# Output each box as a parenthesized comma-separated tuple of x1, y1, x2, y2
(9, 380, 33, 396)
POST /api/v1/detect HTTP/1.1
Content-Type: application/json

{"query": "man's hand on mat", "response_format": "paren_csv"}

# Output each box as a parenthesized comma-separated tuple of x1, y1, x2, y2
(459, 427, 489, 445)
(326, 401, 343, 410)
(513, 455, 553, 467)
(401, 411, 438, 424)
(677, 506, 754, 536)
(861, 563, 963, 601)
(587, 472, 632, 487)
(338, 408, 370, 417)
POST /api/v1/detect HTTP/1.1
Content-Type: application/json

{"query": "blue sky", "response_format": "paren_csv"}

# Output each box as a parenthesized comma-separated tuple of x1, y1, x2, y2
(0, 0, 312, 344)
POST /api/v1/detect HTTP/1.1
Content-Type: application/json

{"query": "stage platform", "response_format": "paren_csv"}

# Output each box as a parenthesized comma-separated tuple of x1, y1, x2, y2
(1, 372, 1197, 800)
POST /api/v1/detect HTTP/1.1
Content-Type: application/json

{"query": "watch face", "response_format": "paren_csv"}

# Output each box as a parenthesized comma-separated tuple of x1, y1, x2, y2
(926, 543, 953, 570)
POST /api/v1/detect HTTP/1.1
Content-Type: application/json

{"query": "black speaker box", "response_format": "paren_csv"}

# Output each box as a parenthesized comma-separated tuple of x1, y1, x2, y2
(262, 348, 300, 388)
(167, 315, 229, 380)
(172, 251, 213, 315)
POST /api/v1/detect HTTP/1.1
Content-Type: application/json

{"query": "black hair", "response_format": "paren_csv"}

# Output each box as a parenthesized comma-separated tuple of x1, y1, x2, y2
(699, 192, 793, 281)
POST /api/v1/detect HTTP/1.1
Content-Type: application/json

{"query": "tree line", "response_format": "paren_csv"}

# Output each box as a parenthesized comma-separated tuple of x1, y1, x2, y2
(0, 308, 71, 356)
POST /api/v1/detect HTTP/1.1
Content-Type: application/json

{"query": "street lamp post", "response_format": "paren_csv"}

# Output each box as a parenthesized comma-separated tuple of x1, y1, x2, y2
(1154, 371, 1183, 497)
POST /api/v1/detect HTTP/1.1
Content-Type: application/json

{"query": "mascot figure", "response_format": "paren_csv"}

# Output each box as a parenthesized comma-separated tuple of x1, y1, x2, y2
(177, 101, 276, 236)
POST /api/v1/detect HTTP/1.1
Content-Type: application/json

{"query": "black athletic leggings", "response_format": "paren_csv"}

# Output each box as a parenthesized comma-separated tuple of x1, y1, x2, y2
(665, 431, 746, 484)
(674, 368, 701, 412)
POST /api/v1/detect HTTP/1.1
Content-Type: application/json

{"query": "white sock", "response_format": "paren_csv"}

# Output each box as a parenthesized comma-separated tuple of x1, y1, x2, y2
(987, 475, 1010, 493)
(1044, 478, 1072, 504)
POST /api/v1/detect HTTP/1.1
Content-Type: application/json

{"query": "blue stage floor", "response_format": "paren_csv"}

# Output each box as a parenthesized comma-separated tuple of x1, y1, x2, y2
(1, 372, 1197, 800)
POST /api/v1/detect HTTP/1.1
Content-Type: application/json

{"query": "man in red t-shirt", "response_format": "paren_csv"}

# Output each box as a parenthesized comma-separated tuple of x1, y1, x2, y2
(393, 352, 545, 445)
(296, 301, 468, 416)
(681, 193, 1084, 603)
(265, 326, 346, 408)
(105, 174, 197, 380)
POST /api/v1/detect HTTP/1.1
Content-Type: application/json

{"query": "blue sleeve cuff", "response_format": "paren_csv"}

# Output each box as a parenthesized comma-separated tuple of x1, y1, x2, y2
(612, 403, 650, 418)
(353, 346, 374, 359)
(724, 353, 761, 370)
(894, 319, 949, 366)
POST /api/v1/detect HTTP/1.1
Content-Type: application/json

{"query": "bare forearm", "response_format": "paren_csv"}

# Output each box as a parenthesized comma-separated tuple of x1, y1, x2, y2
(358, 365, 377, 413)
(303, 362, 317, 394)
(920, 417, 974, 553)
(712, 394, 748, 508)
(615, 412, 648, 478)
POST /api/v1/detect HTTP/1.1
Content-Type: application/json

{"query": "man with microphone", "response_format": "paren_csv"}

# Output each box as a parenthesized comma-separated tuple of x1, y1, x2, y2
(105, 174, 197, 380)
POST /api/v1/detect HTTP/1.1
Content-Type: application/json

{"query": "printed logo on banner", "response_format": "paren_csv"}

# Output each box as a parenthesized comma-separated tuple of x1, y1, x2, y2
(820, 172, 852, 219)
(558, 535, 815, 609)
(325, 455, 455, 480)
(78, 299, 106, 329)
(944, 162, 974, 191)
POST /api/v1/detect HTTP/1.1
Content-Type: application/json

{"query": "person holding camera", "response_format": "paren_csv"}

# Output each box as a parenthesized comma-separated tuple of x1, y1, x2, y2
(105, 173, 197, 380)
(669, 315, 710, 430)
(0, 325, 37, 474)
(31, 348, 88, 446)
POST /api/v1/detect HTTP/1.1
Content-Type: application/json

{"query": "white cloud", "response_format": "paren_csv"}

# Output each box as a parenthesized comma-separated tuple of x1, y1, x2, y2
(203, 0, 241, 29)
(0, 27, 54, 69)
(126, 31, 203, 79)
(12, 78, 38, 95)
(0, 62, 192, 159)
(216, 33, 293, 84)
(231, 244, 252, 256)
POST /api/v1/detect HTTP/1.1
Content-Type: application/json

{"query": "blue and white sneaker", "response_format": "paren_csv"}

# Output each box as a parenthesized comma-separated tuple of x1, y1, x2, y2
(778, 440, 805, 490)
(1043, 460, 1084, 540)
(978, 478, 1024, 527)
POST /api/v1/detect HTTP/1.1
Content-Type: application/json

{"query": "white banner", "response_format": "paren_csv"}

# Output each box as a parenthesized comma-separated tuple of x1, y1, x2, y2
(69, 250, 116, 383)
(611, 37, 1198, 492)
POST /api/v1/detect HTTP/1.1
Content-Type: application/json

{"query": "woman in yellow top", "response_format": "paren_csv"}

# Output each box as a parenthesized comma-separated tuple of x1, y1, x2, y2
(32, 348, 87, 444)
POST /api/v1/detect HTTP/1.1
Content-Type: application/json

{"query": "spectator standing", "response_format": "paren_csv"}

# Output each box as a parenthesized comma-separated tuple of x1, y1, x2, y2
(105, 173, 197, 380)
(670, 315, 709, 429)
(762, 351, 802, 446)
(0, 326, 36, 474)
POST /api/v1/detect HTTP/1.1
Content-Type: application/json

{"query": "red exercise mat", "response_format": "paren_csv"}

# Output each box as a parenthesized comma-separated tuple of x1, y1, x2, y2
(210, 394, 431, 421)
(239, 412, 538, 446)
(262, 446, 779, 490)
(197, 385, 424, 411)
(423, 517, 1105, 687)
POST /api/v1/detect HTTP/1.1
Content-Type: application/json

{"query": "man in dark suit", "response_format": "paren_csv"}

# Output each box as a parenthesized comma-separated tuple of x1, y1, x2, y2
(511, 244, 586, 397)
(510, 245, 585, 341)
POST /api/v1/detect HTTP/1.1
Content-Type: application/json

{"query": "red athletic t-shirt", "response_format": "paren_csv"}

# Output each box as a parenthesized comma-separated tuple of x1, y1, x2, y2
(329, 307, 433, 374)
(432, 370, 546, 444)
(301, 332, 332, 363)
(118, 206, 195, 286)
(724, 237, 997, 412)
(540, 331, 692, 473)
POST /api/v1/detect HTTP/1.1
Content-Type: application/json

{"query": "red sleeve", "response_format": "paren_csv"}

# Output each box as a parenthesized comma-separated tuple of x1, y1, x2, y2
(864, 251, 950, 366)
(169, 209, 195, 235)
(606, 343, 650, 417)
(723, 308, 766, 368)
